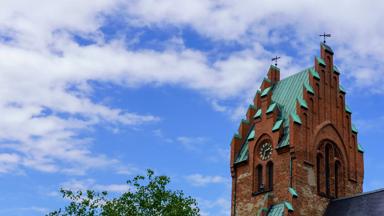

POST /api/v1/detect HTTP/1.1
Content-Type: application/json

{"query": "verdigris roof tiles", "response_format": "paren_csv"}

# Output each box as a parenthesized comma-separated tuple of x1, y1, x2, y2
(235, 66, 356, 163)
(309, 67, 320, 80)
(272, 69, 309, 147)
(304, 82, 315, 94)
(261, 86, 272, 97)
(267, 203, 285, 216)
(266, 103, 277, 114)
(316, 56, 326, 66)
(235, 69, 310, 163)
(321, 42, 334, 54)
(254, 108, 262, 119)
(235, 125, 255, 163)
(272, 119, 283, 132)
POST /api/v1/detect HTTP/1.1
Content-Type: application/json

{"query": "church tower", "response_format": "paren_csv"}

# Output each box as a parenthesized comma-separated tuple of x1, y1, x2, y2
(230, 43, 364, 215)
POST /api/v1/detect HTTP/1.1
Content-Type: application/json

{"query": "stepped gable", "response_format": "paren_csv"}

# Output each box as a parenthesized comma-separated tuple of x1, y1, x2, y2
(229, 42, 365, 216)
(235, 68, 312, 164)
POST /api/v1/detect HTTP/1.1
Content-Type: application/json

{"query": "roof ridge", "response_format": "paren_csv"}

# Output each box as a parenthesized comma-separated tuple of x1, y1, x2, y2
(235, 66, 312, 162)
(331, 188, 384, 202)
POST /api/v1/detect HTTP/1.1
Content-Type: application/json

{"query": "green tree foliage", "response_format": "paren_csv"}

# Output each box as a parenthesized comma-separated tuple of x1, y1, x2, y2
(48, 169, 200, 216)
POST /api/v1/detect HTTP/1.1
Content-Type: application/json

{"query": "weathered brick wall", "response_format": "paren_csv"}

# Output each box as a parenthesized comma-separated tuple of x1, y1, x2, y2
(232, 151, 291, 215)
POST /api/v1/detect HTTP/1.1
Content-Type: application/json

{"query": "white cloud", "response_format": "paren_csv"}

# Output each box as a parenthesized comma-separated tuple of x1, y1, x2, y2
(124, 0, 384, 93)
(206, 147, 230, 163)
(0, 2, 163, 174)
(151, 130, 229, 162)
(115, 164, 139, 175)
(353, 116, 384, 134)
(0, 153, 20, 173)
(0, 206, 49, 215)
(0, 0, 383, 175)
(124, 0, 383, 46)
(96, 184, 130, 193)
(61, 178, 130, 193)
(0, 0, 120, 48)
(177, 136, 208, 151)
(199, 197, 231, 216)
(186, 174, 227, 187)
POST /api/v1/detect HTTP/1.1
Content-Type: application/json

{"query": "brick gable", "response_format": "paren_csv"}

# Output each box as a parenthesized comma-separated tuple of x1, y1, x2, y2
(230, 43, 364, 216)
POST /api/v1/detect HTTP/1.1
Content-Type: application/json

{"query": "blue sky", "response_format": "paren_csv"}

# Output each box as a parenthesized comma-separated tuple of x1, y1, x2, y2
(0, 1, 384, 215)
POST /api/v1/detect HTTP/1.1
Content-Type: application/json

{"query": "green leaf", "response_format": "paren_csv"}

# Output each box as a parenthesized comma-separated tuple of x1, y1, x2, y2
(47, 169, 199, 216)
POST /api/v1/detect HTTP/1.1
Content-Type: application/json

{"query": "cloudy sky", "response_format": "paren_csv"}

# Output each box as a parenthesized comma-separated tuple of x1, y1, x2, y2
(0, 0, 384, 215)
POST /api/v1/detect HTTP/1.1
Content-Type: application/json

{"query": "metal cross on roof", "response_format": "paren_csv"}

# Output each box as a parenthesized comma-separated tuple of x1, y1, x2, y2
(272, 56, 281, 67)
(319, 32, 331, 43)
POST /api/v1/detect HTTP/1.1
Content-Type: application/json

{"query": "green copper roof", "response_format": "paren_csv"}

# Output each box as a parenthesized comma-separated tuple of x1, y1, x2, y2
(271, 69, 309, 147)
(339, 85, 346, 93)
(254, 108, 262, 119)
(261, 87, 272, 97)
(291, 112, 302, 124)
(236, 68, 312, 162)
(297, 97, 308, 109)
(345, 105, 352, 114)
(270, 64, 280, 71)
(321, 42, 334, 54)
(267, 203, 285, 216)
(288, 187, 298, 198)
(247, 129, 255, 140)
(352, 124, 358, 134)
(304, 82, 315, 94)
(235, 125, 255, 163)
(316, 56, 326, 66)
(284, 201, 294, 211)
(272, 119, 283, 132)
(333, 65, 340, 74)
(309, 68, 320, 80)
(266, 103, 277, 114)
(271, 70, 309, 123)
(264, 77, 271, 83)
(242, 119, 250, 124)
(267, 201, 294, 216)
(249, 104, 256, 110)
(358, 143, 364, 153)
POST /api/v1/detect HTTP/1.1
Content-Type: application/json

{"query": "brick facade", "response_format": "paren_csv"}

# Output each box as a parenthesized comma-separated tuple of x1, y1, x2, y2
(230, 43, 364, 216)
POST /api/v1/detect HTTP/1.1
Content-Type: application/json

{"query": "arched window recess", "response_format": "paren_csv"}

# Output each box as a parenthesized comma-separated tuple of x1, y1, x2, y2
(316, 141, 344, 198)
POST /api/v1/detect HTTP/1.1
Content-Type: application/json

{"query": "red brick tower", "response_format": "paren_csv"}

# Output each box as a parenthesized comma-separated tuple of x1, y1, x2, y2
(230, 43, 364, 216)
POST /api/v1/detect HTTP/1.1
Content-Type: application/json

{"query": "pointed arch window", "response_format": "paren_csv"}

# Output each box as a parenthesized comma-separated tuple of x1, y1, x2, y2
(256, 164, 263, 192)
(325, 144, 331, 196)
(317, 141, 344, 198)
(266, 161, 273, 191)
(335, 161, 341, 198)
(317, 154, 324, 194)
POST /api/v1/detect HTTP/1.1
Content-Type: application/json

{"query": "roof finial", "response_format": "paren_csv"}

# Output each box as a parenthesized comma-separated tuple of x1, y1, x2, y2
(272, 56, 281, 67)
(319, 32, 331, 43)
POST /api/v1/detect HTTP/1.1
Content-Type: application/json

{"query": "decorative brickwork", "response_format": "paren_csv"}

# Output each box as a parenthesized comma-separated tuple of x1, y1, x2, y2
(230, 43, 364, 216)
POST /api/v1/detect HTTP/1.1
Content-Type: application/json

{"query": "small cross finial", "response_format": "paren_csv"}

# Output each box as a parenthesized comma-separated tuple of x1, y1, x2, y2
(319, 32, 331, 43)
(272, 56, 281, 67)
